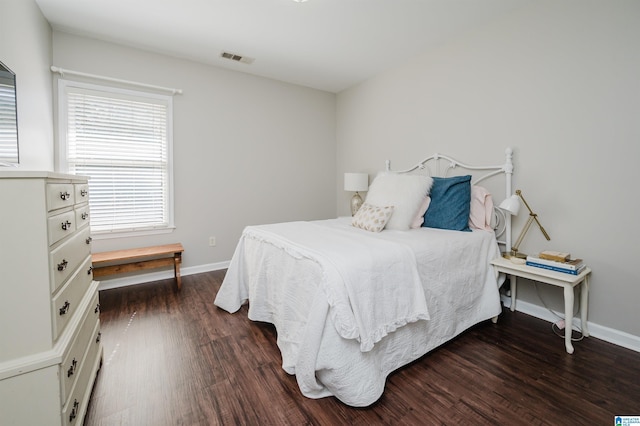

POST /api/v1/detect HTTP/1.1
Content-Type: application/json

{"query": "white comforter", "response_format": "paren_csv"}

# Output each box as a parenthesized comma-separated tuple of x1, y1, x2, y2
(215, 218, 502, 406)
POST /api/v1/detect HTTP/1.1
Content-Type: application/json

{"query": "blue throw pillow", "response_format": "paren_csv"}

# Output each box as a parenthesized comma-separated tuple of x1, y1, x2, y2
(423, 175, 472, 232)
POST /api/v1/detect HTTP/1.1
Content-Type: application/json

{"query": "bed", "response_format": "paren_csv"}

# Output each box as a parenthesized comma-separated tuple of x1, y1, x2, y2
(214, 148, 514, 407)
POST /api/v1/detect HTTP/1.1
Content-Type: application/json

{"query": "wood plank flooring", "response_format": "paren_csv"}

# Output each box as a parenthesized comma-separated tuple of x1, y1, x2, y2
(84, 271, 640, 425)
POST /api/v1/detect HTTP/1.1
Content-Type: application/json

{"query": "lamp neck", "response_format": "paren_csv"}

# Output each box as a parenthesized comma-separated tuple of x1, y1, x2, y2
(510, 191, 552, 257)
(511, 214, 536, 257)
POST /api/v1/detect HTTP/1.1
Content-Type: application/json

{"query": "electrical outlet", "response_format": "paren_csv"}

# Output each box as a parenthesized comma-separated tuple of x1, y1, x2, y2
(209, 236, 216, 247)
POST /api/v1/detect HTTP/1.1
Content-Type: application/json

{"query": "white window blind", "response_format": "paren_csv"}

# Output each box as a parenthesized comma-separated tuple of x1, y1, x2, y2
(61, 81, 173, 235)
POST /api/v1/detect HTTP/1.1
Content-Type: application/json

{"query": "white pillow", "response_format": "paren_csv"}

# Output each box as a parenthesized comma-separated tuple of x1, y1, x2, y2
(365, 173, 434, 231)
(352, 203, 395, 233)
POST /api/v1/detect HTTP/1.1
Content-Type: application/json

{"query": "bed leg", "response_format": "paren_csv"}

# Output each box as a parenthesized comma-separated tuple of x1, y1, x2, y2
(491, 316, 498, 324)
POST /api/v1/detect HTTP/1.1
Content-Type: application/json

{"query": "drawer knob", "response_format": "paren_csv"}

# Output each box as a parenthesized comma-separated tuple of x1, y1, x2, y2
(69, 399, 79, 422)
(96, 331, 102, 343)
(61, 220, 72, 231)
(67, 358, 77, 377)
(60, 191, 71, 201)
(59, 300, 70, 316)
(57, 259, 68, 271)
(81, 212, 89, 220)
(94, 303, 101, 314)
(88, 266, 93, 275)
(80, 189, 88, 197)
(86, 236, 92, 245)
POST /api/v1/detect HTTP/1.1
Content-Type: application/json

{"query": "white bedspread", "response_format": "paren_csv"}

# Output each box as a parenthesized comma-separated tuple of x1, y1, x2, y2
(214, 218, 502, 406)
(225, 221, 429, 352)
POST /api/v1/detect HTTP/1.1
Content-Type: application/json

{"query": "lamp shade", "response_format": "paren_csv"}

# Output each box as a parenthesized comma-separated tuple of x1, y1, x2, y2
(499, 194, 521, 216)
(344, 173, 368, 192)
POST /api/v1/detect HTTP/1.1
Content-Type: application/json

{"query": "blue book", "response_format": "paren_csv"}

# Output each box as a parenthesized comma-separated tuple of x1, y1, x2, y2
(526, 261, 585, 275)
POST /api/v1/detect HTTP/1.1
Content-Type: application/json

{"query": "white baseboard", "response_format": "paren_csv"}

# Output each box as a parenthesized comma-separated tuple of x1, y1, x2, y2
(501, 295, 640, 353)
(96, 261, 230, 291)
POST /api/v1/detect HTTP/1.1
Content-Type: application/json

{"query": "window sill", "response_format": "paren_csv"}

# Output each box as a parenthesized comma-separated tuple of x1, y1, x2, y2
(91, 226, 176, 240)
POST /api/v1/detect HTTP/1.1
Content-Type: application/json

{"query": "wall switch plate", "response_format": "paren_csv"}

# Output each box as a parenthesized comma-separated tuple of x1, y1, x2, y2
(209, 237, 216, 246)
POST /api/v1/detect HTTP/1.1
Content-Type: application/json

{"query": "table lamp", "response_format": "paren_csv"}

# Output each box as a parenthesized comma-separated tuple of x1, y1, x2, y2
(499, 189, 550, 261)
(344, 173, 368, 216)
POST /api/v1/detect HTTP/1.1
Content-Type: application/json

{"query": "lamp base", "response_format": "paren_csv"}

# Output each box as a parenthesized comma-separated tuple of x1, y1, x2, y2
(502, 252, 527, 264)
(350, 192, 363, 216)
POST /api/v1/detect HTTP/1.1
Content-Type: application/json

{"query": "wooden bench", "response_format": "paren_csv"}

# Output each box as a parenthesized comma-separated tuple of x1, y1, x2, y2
(92, 243, 185, 290)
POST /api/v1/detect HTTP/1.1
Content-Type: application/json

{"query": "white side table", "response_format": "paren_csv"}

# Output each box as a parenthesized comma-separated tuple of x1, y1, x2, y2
(490, 256, 591, 354)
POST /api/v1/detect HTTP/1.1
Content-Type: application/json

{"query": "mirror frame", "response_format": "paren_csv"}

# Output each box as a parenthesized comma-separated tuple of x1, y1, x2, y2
(0, 60, 19, 166)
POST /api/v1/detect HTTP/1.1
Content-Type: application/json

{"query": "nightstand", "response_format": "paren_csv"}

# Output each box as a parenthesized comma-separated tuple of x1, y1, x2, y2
(490, 256, 591, 354)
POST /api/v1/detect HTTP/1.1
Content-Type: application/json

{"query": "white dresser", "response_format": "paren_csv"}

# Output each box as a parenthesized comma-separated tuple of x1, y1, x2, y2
(0, 172, 103, 426)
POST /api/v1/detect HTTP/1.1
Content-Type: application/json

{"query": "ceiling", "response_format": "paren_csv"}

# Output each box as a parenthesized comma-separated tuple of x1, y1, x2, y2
(35, 0, 532, 93)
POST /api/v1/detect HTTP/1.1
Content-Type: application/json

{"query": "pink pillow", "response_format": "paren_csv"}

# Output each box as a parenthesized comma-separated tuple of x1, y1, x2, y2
(469, 186, 494, 231)
(410, 196, 431, 229)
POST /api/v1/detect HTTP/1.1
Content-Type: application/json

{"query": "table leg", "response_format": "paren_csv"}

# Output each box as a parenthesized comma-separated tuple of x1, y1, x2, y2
(174, 252, 182, 291)
(510, 275, 517, 312)
(581, 276, 590, 337)
(564, 285, 575, 354)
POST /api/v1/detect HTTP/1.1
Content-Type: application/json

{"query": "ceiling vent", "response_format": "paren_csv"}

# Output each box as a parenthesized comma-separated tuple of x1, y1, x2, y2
(220, 51, 255, 65)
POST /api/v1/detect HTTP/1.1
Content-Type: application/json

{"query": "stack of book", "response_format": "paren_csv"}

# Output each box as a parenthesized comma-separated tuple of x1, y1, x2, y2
(526, 251, 586, 275)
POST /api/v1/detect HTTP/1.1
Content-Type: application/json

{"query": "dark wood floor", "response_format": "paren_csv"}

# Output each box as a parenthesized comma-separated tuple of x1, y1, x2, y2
(84, 270, 640, 425)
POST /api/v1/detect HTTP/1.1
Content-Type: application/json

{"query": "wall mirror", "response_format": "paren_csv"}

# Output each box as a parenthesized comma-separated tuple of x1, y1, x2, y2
(0, 61, 19, 166)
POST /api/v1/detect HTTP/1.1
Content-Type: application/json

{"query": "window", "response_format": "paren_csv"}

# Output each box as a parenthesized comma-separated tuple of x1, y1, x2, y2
(58, 80, 174, 237)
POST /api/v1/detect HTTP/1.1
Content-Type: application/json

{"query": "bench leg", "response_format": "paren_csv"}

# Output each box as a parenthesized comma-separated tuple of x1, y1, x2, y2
(174, 253, 182, 291)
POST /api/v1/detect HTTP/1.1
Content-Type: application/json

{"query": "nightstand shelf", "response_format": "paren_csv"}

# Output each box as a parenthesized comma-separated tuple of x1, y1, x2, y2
(491, 256, 591, 354)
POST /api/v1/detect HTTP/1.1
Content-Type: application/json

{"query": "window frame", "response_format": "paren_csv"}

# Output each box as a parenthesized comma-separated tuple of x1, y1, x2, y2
(56, 79, 175, 239)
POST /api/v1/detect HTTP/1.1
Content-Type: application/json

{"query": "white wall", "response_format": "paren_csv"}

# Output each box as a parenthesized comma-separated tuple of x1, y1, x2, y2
(52, 32, 337, 270)
(5, 0, 638, 344)
(337, 0, 640, 339)
(0, 0, 54, 170)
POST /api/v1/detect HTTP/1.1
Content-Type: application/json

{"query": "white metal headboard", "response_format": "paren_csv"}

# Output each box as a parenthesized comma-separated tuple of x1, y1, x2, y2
(385, 147, 514, 251)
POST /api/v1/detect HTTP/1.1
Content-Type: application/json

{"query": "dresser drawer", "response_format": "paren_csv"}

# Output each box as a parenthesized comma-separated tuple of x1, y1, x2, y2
(48, 210, 76, 246)
(61, 320, 102, 426)
(50, 227, 93, 294)
(47, 183, 75, 211)
(51, 256, 93, 340)
(60, 291, 101, 403)
(74, 183, 90, 205)
(75, 204, 91, 230)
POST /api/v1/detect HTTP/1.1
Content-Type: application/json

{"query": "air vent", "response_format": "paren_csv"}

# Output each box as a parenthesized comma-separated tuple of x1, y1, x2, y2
(220, 51, 255, 65)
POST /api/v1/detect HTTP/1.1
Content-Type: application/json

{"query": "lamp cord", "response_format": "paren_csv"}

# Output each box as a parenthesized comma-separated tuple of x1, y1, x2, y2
(533, 282, 584, 342)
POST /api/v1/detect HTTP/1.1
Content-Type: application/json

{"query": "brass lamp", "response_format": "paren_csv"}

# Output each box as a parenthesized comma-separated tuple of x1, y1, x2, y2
(499, 189, 550, 260)
(344, 173, 368, 216)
